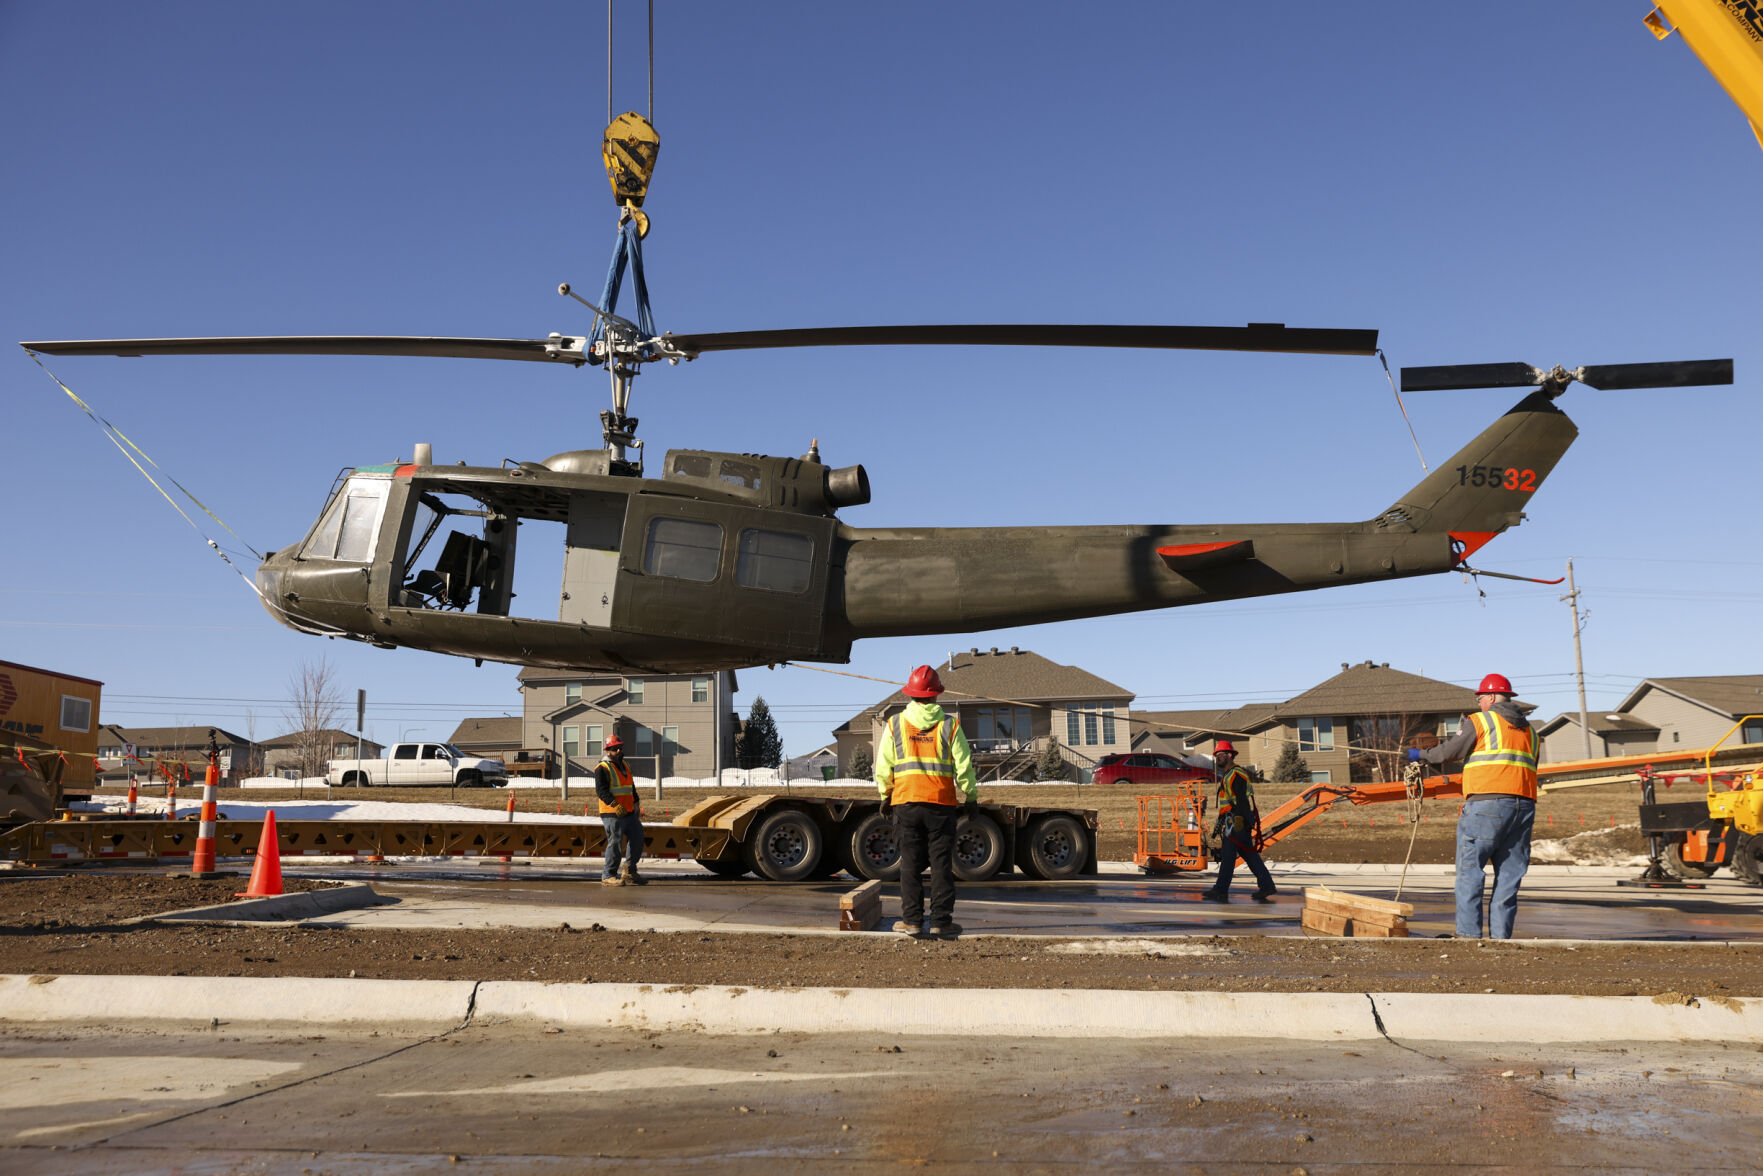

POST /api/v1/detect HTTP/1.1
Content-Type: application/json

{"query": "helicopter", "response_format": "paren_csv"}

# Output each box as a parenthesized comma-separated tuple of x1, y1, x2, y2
(20, 321, 1733, 675)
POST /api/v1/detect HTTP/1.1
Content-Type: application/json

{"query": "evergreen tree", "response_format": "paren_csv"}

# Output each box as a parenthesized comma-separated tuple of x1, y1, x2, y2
(1271, 741, 1311, 784)
(1035, 737, 1071, 782)
(737, 697, 784, 769)
(849, 744, 873, 780)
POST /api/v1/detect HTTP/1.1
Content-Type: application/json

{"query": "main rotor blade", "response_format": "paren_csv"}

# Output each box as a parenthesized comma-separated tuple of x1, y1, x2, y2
(1400, 362, 1543, 392)
(18, 335, 588, 364)
(661, 323, 1379, 358)
(1578, 359, 1733, 390)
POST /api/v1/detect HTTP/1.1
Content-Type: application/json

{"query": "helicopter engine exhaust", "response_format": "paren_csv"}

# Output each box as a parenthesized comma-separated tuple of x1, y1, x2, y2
(826, 464, 870, 509)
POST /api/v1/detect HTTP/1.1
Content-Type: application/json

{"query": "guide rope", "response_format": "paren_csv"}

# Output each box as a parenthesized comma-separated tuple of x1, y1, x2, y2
(27, 350, 265, 599)
(1378, 349, 1427, 472)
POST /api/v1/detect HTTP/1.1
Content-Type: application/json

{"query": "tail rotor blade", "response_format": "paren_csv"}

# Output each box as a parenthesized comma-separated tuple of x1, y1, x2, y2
(1400, 362, 1543, 392)
(1578, 359, 1733, 390)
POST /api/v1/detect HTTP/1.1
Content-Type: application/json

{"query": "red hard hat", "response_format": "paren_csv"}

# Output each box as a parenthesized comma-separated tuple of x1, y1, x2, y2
(903, 665, 944, 698)
(1214, 740, 1238, 755)
(1477, 673, 1514, 696)
(603, 735, 624, 751)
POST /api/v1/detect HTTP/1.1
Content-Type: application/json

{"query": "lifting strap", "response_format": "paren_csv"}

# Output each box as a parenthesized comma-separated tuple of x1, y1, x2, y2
(587, 216, 657, 357)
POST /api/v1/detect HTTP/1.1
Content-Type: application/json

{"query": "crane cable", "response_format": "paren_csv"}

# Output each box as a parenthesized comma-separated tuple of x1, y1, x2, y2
(27, 349, 265, 599)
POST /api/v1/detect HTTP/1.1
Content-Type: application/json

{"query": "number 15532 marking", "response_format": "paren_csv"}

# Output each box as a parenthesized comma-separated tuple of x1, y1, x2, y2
(1456, 465, 1536, 490)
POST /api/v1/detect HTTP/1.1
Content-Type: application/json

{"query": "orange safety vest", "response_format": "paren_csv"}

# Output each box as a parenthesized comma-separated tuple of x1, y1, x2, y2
(884, 714, 960, 806)
(597, 757, 637, 814)
(1215, 766, 1256, 834)
(1461, 710, 1538, 800)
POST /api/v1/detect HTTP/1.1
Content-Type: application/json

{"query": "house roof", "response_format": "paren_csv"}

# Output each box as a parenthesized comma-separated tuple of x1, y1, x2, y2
(847, 647, 1132, 724)
(257, 728, 381, 749)
(447, 717, 522, 745)
(1627, 674, 1763, 719)
(1188, 703, 1282, 740)
(1273, 661, 1490, 719)
(1129, 709, 1233, 739)
(1538, 712, 1659, 737)
(99, 725, 252, 748)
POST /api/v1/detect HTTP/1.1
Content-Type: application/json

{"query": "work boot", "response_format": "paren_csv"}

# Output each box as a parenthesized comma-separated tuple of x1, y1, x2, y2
(601, 874, 626, 887)
(1198, 890, 1229, 903)
(929, 920, 962, 940)
(623, 863, 649, 886)
(1250, 888, 1277, 903)
(892, 919, 923, 936)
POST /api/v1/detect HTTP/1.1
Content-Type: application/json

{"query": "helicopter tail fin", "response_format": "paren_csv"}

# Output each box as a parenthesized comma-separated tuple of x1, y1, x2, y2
(1378, 391, 1578, 556)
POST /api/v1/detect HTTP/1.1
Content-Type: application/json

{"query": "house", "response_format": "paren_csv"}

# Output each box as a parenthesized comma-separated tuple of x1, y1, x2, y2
(0, 659, 103, 788)
(1538, 674, 1763, 762)
(97, 725, 258, 786)
(1128, 709, 1230, 759)
(834, 647, 1133, 781)
(447, 717, 524, 758)
(257, 730, 385, 780)
(516, 667, 739, 780)
(784, 743, 840, 782)
(1180, 662, 1523, 785)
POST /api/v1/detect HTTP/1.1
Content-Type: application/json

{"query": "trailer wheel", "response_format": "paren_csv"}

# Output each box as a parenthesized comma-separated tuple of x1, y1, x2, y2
(696, 857, 749, 878)
(1018, 814, 1087, 881)
(1663, 840, 1719, 880)
(1730, 832, 1763, 887)
(745, 808, 824, 882)
(842, 812, 901, 881)
(953, 812, 1007, 881)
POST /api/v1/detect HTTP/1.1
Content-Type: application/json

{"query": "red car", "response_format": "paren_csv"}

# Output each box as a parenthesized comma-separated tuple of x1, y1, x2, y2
(1092, 752, 1210, 788)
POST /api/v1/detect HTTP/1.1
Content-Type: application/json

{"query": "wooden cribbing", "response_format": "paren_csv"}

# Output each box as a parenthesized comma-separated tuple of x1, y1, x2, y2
(1301, 886, 1411, 939)
(839, 878, 883, 932)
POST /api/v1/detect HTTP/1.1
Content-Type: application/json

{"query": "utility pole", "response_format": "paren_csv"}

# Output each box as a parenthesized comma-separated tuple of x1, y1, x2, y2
(1561, 559, 1593, 759)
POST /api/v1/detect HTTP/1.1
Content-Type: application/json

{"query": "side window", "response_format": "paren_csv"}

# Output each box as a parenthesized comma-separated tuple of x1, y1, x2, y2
(671, 453, 712, 479)
(394, 745, 418, 760)
(643, 518, 723, 582)
(59, 695, 92, 733)
(719, 459, 761, 489)
(737, 529, 814, 593)
(422, 745, 444, 760)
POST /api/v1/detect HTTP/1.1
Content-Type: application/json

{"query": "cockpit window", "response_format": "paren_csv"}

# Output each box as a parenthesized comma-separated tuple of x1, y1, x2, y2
(719, 459, 761, 490)
(305, 477, 388, 563)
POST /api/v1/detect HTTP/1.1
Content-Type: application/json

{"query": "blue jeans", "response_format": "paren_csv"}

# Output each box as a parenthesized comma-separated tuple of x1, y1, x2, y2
(601, 811, 645, 879)
(1455, 795, 1534, 938)
(1211, 829, 1275, 896)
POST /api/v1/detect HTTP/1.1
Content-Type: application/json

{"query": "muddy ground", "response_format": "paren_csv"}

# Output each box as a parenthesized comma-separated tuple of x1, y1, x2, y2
(3, 872, 1759, 998)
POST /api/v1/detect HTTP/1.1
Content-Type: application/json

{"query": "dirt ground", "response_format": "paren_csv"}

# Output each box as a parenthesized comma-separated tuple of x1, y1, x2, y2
(4, 871, 1760, 999)
(108, 778, 1653, 865)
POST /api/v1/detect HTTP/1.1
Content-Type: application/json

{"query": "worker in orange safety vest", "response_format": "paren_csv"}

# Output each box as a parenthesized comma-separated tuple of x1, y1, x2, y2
(1409, 673, 1537, 938)
(1200, 740, 1276, 903)
(596, 735, 647, 886)
(875, 664, 977, 939)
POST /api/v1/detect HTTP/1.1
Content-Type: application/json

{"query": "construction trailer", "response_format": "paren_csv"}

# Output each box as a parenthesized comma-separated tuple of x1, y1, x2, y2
(0, 659, 102, 791)
(0, 793, 1099, 882)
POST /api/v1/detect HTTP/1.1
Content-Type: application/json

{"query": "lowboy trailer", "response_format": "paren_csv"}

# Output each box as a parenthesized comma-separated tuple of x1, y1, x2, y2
(0, 794, 1099, 883)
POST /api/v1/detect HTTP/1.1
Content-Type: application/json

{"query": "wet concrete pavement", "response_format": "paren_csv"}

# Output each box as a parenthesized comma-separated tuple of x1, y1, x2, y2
(5, 1021, 1761, 1173)
(266, 860, 1763, 942)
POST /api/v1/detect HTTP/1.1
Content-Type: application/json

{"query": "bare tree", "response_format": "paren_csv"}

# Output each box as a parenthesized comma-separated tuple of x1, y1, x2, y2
(285, 657, 344, 780)
(1348, 711, 1437, 783)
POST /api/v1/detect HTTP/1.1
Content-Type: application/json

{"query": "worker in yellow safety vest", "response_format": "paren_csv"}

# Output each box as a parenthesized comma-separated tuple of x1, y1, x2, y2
(875, 664, 977, 939)
(1409, 673, 1538, 938)
(596, 735, 646, 887)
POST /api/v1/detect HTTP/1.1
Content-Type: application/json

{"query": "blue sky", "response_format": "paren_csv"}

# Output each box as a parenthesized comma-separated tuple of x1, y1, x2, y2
(4, 3, 1759, 760)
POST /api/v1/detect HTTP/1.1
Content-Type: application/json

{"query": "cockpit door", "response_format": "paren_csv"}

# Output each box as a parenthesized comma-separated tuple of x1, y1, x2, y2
(560, 491, 626, 627)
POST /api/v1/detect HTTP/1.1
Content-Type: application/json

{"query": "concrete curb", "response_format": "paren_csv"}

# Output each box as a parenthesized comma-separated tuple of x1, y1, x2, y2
(2, 975, 1757, 1042)
(0, 974, 473, 1030)
(140, 883, 394, 924)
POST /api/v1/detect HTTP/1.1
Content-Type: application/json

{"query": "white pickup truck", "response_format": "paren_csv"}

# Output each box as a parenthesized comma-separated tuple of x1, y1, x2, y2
(327, 742, 508, 788)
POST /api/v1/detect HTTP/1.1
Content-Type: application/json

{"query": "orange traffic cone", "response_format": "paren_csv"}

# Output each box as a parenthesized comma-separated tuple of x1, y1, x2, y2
(236, 810, 284, 897)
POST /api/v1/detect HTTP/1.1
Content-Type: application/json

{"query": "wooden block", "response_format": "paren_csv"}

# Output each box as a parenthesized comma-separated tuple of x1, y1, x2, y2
(1301, 908, 1349, 936)
(1303, 886, 1412, 917)
(1301, 906, 1410, 939)
(840, 878, 883, 910)
(1303, 893, 1408, 929)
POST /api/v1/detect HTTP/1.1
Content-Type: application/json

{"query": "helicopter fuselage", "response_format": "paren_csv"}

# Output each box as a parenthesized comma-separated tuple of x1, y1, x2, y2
(253, 391, 1581, 673)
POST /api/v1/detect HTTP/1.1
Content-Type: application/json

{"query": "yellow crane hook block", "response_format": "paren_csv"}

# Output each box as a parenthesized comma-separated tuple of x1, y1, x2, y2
(603, 111, 661, 211)
(1645, 1, 1763, 151)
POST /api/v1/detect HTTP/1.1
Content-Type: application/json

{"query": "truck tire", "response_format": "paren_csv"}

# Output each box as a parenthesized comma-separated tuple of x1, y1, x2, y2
(744, 808, 824, 882)
(953, 811, 1007, 881)
(340, 771, 367, 789)
(1663, 839, 1719, 880)
(696, 857, 749, 878)
(842, 811, 901, 881)
(1017, 813, 1088, 881)
(1730, 832, 1763, 887)
(457, 770, 483, 789)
